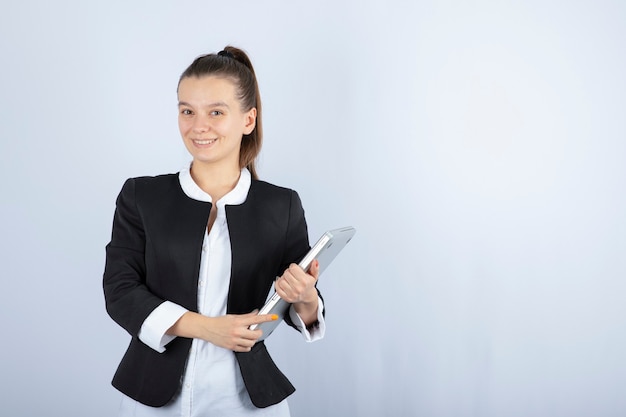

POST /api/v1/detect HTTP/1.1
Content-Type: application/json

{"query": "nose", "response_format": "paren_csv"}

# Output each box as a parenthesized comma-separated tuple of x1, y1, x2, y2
(192, 114, 211, 133)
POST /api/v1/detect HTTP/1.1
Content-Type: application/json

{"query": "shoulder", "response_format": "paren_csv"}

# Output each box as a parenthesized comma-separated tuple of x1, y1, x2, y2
(250, 179, 296, 196)
(117, 173, 181, 204)
(122, 173, 179, 192)
(249, 180, 302, 204)
(246, 180, 305, 216)
(127, 173, 178, 188)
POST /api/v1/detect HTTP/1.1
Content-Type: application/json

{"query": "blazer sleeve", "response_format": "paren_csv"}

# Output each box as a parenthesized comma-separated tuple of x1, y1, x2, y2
(277, 190, 310, 275)
(279, 190, 325, 329)
(103, 178, 166, 337)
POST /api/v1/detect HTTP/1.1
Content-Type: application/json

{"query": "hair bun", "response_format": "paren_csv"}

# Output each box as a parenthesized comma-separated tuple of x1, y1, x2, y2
(217, 50, 235, 59)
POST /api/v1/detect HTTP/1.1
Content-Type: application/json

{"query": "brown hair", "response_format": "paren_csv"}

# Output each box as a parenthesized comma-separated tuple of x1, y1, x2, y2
(179, 46, 262, 180)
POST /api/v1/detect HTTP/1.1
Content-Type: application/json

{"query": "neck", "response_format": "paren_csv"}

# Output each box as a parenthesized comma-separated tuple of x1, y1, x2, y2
(190, 160, 241, 203)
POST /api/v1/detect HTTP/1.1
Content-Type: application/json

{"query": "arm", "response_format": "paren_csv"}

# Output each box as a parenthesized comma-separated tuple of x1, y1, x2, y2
(166, 310, 279, 352)
(103, 179, 166, 337)
(275, 190, 326, 331)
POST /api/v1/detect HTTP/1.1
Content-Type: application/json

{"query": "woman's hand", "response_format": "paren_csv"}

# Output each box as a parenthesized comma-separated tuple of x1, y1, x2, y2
(167, 310, 278, 352)
(275, 260, 320, 326)
(275, 261, 319, 304)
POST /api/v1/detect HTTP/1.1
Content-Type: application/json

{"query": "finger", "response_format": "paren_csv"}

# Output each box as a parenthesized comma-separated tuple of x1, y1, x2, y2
(276, 270, 296, 290)
(288, 262, 316, 289)
(274, 279, 289, 301)
(290, 262, 316, 284)
(236, 338, 257, 352)
(278, 273, 297, 292)
(288, 263, 306, 279)
(286, 264, 309, 288)
(309, 259, 320, 280)
(276, 276, 300, 302)
(248, 313, 280, 325)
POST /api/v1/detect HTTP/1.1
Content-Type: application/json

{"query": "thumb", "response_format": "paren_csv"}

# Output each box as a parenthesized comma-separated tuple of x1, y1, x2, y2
(309, 259, 320, 279)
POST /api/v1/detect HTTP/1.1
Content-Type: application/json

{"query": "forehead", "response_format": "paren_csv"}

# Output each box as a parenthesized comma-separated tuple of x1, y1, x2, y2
(177, 76, 239, 105)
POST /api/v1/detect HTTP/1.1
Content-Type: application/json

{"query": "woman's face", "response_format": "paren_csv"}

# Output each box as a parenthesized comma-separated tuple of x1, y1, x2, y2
(177, 76, 256, 170)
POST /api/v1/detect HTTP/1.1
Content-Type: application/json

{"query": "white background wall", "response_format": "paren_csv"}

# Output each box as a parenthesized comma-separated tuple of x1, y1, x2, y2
(1, 1, 625, 416)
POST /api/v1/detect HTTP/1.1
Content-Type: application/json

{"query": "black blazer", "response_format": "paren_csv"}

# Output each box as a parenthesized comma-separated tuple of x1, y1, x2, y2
(103, 173, 315, 408)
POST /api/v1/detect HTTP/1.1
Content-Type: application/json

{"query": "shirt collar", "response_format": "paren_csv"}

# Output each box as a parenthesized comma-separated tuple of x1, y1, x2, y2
(178, 164, 251, 207)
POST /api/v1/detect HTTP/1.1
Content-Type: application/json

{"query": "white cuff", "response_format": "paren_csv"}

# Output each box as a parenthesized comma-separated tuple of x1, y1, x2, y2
(288, 296, 326, 342)
(138, 301, 189, 353)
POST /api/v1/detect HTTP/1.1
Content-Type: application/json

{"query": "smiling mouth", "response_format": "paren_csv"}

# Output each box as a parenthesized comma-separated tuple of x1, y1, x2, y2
(194, 139, 217, 145)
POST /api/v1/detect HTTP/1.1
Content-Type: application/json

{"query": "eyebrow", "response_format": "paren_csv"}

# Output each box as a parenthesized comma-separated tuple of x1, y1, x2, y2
(178, 100, 230, 109)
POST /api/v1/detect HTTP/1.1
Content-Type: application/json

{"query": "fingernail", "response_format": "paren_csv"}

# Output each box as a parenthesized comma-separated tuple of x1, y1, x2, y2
(271, 314, 279, 321)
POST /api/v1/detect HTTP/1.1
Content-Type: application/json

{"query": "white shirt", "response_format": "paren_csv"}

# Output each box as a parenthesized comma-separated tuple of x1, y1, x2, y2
(118, 167, 325, 417)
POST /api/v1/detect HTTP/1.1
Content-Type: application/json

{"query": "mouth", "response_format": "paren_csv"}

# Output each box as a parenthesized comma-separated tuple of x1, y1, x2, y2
(193, 138, 218, 145)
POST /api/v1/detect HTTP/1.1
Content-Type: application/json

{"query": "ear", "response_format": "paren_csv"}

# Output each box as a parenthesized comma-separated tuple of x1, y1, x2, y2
(243, 107, 257, 135)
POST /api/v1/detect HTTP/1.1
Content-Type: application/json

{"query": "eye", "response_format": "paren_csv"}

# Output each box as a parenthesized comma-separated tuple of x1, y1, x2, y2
(210, 110, 223, 116)
(180, 108, 193, 116)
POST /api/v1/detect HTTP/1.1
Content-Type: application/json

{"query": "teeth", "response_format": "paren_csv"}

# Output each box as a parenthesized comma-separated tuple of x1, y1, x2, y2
(195, 139, 217, 145)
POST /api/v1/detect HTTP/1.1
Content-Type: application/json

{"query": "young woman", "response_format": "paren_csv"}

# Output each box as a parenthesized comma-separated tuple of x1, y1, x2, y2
(103, 46, 325, 416)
